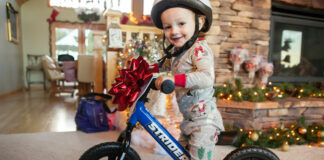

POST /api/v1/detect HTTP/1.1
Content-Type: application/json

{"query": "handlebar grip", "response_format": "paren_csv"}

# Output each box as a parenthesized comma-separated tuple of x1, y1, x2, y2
(160, 80, 175, 94)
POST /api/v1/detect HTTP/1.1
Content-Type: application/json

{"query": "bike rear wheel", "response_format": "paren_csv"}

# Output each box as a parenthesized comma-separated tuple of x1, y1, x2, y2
(80, 142, 141, 160)
(223, 146, 279, 160)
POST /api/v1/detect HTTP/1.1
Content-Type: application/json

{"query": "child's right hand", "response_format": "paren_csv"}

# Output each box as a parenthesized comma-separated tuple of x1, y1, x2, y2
(155, 76, 175, 90)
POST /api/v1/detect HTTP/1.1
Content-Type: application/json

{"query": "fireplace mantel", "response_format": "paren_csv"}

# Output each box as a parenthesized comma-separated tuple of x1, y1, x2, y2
(217, 98, 324, 129)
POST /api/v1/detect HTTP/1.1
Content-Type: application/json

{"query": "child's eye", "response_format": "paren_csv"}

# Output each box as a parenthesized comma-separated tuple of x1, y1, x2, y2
(179, 22, 185, 26)
(163, 26, 171, 30)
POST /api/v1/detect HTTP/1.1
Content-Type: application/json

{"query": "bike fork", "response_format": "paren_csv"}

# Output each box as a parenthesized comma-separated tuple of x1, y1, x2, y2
(117, 123, 135, 160)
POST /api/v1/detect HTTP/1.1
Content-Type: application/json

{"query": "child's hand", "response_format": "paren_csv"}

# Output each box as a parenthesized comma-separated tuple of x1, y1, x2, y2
(155, 76, 175, 90)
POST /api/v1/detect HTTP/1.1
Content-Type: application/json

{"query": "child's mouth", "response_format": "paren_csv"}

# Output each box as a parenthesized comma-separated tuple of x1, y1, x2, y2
(171, 36, 183, 42)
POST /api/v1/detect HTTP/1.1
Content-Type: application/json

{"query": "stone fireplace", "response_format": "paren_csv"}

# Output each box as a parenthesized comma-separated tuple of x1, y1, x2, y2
(207, 0, 324, 129)
(207, 0, 324, 86)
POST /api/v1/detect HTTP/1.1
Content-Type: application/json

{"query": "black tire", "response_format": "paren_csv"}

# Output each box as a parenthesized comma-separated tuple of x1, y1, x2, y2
(80, 142, 141, 160)
(223, 146, 279, 160)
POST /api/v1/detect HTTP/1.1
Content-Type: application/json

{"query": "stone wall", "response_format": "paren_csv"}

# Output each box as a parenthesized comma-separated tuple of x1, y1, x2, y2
(206, 0, 324, 86)
(206, 0, 271, 86)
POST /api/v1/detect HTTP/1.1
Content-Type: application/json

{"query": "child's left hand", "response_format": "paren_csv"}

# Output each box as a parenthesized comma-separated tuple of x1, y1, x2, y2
(155, 76, 174, 90)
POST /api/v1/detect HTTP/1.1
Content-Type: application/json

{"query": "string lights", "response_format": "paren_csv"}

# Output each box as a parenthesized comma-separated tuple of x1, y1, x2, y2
(232, 117, 324, 151)
(214, 79, 324, 102)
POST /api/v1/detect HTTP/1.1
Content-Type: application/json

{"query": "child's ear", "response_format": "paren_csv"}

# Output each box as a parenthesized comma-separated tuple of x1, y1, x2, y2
(198, 16, 206, 31)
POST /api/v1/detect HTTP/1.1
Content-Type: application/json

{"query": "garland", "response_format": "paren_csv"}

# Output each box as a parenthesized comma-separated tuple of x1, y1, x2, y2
(230, 117, 324, 150)
(214, 79, 324, 102)
(77, 12, 100, 23)
(121, 13, 152, 25)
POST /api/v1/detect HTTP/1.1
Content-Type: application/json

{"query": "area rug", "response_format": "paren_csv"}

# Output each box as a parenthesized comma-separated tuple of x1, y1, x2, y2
(0, 131, 323, 160)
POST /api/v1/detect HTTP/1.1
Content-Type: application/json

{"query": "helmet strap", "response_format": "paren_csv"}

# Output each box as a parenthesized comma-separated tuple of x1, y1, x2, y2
(158, 14, 200, 67)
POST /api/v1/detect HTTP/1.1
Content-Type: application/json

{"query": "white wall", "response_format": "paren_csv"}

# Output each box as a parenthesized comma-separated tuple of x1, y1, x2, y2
(21, 0, 106, 86)
(0, 0, 23, 95)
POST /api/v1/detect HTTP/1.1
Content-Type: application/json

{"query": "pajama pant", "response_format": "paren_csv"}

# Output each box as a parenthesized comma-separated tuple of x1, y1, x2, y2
(177, 95, 223, 160)
(178, 124, 221, 160)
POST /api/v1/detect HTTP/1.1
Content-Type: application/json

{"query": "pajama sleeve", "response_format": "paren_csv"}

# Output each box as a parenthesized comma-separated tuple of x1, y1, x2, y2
(185, 44, 215, 89)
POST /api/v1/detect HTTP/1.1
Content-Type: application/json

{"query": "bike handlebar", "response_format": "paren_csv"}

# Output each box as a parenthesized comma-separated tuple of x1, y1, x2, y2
(160, 80, 175, 94)
(150, 78, 175, 94)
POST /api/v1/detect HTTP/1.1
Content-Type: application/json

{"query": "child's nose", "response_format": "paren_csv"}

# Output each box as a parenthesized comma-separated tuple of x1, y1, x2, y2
(171, 26, 180, 34)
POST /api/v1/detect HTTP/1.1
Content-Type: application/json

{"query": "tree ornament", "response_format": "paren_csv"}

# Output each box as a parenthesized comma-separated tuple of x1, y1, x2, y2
(250, 132, 259, 141)
(280, 123, 285, 130)
(317, 141, 324, 147)
(317, 131, 324, 137)
(298, 127, 307, 135)
(281, 142, 289, 152)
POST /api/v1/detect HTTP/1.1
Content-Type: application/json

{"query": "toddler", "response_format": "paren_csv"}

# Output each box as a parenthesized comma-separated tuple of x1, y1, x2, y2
(151, 0, 224, 160)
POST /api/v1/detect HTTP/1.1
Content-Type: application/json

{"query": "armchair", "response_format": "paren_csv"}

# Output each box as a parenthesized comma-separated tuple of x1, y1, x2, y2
(41, 56, 74, 96)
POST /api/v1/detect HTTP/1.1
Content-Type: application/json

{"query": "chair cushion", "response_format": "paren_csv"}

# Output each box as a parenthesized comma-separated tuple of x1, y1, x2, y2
(42, 56, 65, 80)
(42, 56, 56, 69)
(62, 61, 76, 82)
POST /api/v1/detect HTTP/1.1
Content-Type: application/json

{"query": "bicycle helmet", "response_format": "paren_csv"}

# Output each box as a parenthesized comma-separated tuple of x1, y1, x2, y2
(151, 0, 213, 32)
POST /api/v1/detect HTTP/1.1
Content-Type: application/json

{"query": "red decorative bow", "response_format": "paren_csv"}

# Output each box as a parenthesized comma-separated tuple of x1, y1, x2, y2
(108, 56, 159, 111)
(47, 9, 59, 23)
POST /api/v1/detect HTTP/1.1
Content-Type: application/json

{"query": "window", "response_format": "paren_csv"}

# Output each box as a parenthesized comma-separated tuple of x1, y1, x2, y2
(55, 28, 79, 60)
(84, 29, 107, 55)
(143, 0, 154, 15)
(269, 3, 324, 83)
(107, 0, 132, 13)
(106, 0, 153, 15)
(49, 0, 153, 17)
(50, 22, 106, 60)
(49, 0, 106, 11)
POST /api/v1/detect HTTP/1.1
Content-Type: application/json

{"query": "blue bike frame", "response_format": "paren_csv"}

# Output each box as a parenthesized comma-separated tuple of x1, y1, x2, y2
(128, 101, 190, 160)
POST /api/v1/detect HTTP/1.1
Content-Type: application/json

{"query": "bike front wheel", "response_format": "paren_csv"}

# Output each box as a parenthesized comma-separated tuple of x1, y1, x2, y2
(80, 142, 141, 160)
(223, 146, 279, 160)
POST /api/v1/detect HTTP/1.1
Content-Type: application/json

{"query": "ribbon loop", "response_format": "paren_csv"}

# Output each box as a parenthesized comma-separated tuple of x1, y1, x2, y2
(108, 56, 159, 111)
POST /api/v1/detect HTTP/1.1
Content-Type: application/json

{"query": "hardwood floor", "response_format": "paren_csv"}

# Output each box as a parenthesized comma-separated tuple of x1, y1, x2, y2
(0, 89, 77, 134)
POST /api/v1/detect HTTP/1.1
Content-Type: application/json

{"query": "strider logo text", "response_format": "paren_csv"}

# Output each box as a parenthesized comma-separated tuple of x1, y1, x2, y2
(146, 123, 188, 160)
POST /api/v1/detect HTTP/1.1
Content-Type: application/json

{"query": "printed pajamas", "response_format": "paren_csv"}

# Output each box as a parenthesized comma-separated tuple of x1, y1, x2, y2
(161, 39, 224, 160)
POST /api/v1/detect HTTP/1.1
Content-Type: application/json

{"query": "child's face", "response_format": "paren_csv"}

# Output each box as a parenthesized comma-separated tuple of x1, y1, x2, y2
(161, 7, 196, 48)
